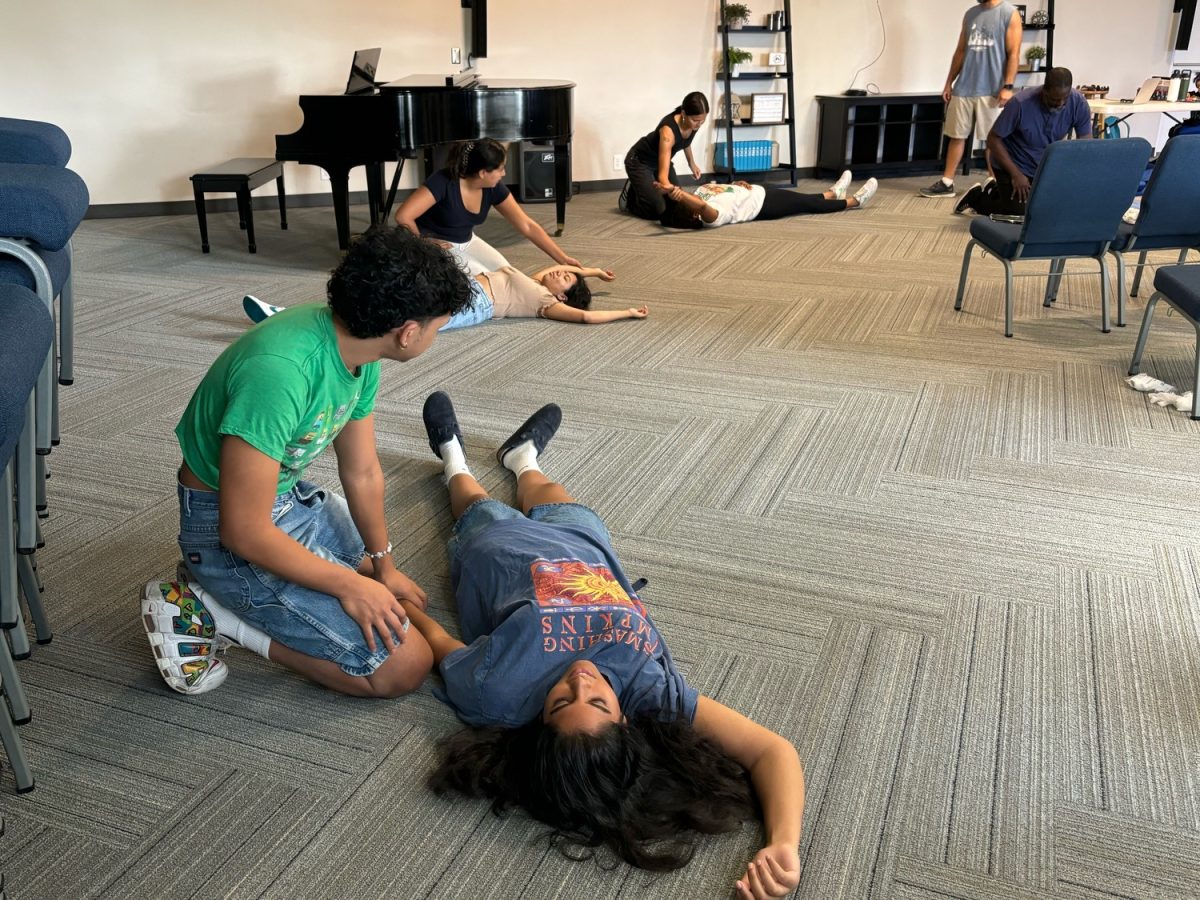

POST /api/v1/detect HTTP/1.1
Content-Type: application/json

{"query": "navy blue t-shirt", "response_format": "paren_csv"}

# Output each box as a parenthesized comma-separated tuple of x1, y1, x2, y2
(415, 169, 512, 244)
(439, 518, 698, 728)
(992, 87, 1092, 177)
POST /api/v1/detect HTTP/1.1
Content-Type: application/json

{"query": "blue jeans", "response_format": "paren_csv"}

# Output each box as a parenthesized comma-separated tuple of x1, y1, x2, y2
(176, 480, 390, 676)
(440, 277, 494, 331)
(447, 499, 612, 567)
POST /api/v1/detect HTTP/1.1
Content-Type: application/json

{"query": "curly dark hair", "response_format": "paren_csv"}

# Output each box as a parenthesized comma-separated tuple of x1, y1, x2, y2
(326, 227, 473, 338)
(428, 716, 757, 871)
(562, 276, 592, 310)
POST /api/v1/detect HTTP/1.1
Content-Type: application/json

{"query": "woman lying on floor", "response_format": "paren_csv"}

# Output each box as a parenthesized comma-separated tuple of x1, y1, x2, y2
(404, 392, 806, 900)
(243, 263, 648, 328)
(656, 170, 877, 229)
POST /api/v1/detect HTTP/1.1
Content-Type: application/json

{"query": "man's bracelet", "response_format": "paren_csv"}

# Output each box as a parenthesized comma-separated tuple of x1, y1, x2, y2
(365, 542, 393, 560)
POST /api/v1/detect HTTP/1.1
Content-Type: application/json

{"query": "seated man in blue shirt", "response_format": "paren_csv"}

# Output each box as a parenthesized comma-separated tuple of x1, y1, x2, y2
(956, 67, 1092, 216)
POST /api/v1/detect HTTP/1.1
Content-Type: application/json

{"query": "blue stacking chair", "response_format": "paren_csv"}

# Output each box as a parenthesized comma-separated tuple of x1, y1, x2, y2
(0, 117, 76, 387)
(1106, 135, 1200, 313)
(0, 163, 89, 553)
(953, 138, 1153, 337)
(1128, 265, 1200, 421)
(0, 283, 54, 793)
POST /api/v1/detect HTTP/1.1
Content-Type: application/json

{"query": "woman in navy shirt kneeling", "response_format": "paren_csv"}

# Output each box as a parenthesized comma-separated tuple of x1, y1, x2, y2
(394, 139, 582, 275)
(402, 392, 805, 900)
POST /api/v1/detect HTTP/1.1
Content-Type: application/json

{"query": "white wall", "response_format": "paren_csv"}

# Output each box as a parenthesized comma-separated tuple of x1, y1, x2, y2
(0, 0, 1181, 206)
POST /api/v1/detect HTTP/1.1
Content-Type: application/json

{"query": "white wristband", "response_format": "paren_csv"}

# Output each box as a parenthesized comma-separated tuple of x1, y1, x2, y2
(365, 542, 392, 560)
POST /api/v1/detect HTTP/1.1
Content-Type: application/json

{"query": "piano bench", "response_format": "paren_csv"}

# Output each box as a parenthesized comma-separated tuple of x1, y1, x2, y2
(189, 158, 286, 254)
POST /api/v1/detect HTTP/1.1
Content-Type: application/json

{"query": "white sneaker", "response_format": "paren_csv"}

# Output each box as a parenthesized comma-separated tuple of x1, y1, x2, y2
(141, 580, 229, 695)
(829, 169, 852, 200)
(851, 178, 878, 208)
(243, 294, 284, 324)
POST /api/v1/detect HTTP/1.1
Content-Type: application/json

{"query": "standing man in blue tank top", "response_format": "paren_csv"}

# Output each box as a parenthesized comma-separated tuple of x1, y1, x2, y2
(920, 0, 1022, 199)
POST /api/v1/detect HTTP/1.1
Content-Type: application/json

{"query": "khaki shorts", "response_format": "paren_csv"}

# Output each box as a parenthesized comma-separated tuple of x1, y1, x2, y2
(944, 94, 1001, 142)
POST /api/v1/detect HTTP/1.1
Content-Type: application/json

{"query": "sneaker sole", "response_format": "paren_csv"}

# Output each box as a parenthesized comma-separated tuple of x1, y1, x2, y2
(141, 580, 228, 695)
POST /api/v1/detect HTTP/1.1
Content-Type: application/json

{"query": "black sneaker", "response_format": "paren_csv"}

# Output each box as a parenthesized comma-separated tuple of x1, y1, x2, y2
(496, 403, 562, 466)
(617, 179, 630, 212)
(954, 184, 982, 215)
(422, 391, 464, 458)
(919, 179, 957, 198)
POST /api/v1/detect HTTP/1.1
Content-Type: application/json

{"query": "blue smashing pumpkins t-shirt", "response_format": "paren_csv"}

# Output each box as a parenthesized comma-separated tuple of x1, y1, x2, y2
(438, 517, 698, 728)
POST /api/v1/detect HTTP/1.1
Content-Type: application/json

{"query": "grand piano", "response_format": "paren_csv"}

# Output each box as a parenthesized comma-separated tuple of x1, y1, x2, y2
(275, 76, 574, 250)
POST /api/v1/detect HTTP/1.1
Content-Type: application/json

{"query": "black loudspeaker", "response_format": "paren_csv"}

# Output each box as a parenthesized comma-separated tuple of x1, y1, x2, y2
(517, 141, 567, 203)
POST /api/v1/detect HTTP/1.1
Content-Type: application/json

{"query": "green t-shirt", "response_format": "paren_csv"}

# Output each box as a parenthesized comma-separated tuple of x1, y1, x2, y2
(176, 304, 380, 494)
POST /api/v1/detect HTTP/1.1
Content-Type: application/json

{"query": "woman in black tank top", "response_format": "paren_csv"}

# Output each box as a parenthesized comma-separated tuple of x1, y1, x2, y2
(622, 92, 709, 221)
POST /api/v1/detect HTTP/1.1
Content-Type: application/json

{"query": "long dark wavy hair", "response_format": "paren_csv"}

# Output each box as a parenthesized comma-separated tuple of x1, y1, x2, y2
(445, 138, 508, 178)
(429, 716, 757, 870)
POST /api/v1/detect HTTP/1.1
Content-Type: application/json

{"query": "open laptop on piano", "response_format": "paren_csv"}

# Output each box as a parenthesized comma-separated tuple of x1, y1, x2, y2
(345, 48, 382, 95)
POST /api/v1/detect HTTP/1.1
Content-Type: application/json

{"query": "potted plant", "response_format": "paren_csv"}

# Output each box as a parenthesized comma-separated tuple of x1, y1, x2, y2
(726, 47, 753, 77)
(723, 3, 751, 30)
(1025, 45, 1046, 72)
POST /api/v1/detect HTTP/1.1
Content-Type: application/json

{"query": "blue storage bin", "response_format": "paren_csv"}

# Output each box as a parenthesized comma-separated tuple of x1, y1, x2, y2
(713, 140, 776, 172)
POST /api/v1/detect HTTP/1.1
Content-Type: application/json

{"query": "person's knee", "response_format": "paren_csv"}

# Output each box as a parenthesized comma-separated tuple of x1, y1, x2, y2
(363, 631, 434, 698)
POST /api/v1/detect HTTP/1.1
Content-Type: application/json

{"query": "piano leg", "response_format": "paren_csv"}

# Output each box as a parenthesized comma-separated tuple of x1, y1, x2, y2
(326, 167, 353, 251)
(554, 141, 571, 236)
(366, 162, 384, 226)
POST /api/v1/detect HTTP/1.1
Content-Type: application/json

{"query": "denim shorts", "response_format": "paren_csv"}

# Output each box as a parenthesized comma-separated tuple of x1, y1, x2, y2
(439, 277, 494, 331)
(177, 479, 390, 677)
(447, 499, 612, 566)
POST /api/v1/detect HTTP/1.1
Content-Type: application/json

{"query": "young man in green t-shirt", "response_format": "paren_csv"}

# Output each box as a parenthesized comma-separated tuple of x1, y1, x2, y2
(142, 228, 473, 698)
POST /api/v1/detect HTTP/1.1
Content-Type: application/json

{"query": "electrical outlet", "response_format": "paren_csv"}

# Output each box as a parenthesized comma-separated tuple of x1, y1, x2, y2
(767, 52, 786, 66)
(451, 47, 461, 65)
(613, 153, 624, 171)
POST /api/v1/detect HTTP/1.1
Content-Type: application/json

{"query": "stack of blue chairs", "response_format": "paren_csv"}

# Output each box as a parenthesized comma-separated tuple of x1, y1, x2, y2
(0, 116, 90, 792)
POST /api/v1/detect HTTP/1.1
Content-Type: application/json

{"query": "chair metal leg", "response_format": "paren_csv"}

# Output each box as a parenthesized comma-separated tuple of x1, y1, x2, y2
(0, 628, 30, 722)
(954, 240, 977, 311)
(0, 677, 35, 791)
(1098, 256, 1111, 334)
(59, 244, 74, 385)
(1113, 251, 1127, 327)
(1192, 320, 1200, 422)
(15, 400, 36, 552)
(1002, 259, 1016, 338)
(1128, 291, 1162, 375)
(1131, 250, 1149, 297)
(0, 465, 17, 630)
(34, 454, 47, 518)
(16, 554, 49, 645)
(6, 611, 29, 660)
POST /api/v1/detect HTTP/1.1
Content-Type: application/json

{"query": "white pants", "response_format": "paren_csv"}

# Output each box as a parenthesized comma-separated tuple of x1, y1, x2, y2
(446, 234, 511, 275)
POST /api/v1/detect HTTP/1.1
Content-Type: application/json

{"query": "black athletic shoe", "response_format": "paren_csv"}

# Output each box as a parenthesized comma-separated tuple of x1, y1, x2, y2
(422, 391, 464, 458)
(617, 179, 630, 213)
(496, 403, 563, 466)
(954, 185, 982, 215)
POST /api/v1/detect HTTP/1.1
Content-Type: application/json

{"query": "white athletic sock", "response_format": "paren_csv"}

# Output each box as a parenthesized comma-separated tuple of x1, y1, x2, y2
(439, 437, 471, 481)
(191, 583, 272, 660)
(942, 177, 954, 187)
(501, 439, 541, 478)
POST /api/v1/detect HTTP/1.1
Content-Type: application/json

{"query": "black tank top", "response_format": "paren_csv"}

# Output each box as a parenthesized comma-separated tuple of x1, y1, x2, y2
(629, 111, 695, 166)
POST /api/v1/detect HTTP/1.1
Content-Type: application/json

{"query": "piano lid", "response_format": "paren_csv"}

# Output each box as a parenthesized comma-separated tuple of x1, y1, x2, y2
(380, 76, 575, 92)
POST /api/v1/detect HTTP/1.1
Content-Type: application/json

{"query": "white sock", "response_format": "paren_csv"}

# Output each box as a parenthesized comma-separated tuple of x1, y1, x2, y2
(439, 437, 471, 481)
(191, 583, 272, 660)
(942, 177, 954, 187)
(501, 439, 541, 478)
